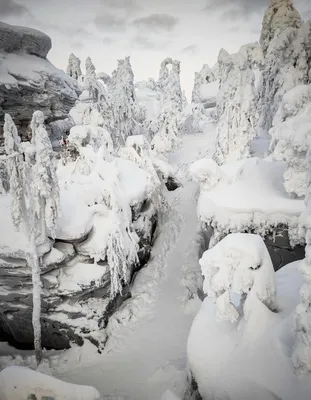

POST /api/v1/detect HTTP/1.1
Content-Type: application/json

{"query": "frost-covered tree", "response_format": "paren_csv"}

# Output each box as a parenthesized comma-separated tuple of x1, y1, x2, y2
(66, 53, 82, 80)
(213, 46, 258, 165)
(110, 57, 145, 146)
(257, 1, 310, 134)
(192, 64, 216, 104)
(158, 57, 173, 89)
(151, 59, 183, 153)
(293, 134, 311, 374)
(259, 0, 302, 55)
(3, 112, 60, 364)
(270, 84, 311, 198)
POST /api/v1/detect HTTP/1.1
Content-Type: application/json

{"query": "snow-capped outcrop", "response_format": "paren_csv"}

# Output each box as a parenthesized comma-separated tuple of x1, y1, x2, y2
(0, 21, 80, 144)
(0, 366, 100, 400)
(213, 46, 258, 165)
(270, 84, 311, 198)
(257, 3, 310, 134)
(0, 21, 51, 58)
(190, 157, 305, 269)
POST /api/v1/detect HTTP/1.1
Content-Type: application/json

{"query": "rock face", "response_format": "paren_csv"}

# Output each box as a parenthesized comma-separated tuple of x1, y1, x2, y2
(0, 199, 157, 351)
(0, 21, 80, 144)
(0, 22, 52, 57)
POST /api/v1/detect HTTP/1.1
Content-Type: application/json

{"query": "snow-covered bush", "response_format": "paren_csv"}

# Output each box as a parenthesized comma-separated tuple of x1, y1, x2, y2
(270, 84, 311, 198)
(3, 111, 60, 364)
(213, 46, 258, 165)
(178, 103, 211, 135)
(189, 158, 225, 190)
(200, 233, 277, 322)
(66, 53, 82, 81)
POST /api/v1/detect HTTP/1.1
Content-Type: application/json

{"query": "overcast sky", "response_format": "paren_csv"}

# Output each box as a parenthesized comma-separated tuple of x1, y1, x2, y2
(1, 0, 310, 98)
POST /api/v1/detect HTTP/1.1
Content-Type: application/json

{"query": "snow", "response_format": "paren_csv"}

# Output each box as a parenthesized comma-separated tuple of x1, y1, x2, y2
(0, 51, 77, 98)
(56, 185, 93, 242)
(187, 259, 310, 400)
(193, 157, 305, 246)
(0, 366, 100, 400)
(199, 80, 219, 104)
(0, 130, 216, 400)
(0, 194, 51, 259)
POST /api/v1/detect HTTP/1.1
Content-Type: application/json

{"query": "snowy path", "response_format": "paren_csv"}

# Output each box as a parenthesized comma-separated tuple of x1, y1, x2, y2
(56, 132, 215, 399)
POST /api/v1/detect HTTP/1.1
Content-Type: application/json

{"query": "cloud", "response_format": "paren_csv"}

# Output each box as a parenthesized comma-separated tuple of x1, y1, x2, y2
(131, 35, 171, 50)
(203, 0, 268, 17)
(182, 44, 198, 54)
(94, 12, 127, 32)
(0, 0, 29, 16)
(104, 0, 139, 12)
(132, 13, 178, 32)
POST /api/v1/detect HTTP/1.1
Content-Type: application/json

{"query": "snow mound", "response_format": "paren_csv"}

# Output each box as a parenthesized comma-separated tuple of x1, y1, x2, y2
(56, 186, 93, 242)
(187, 260, 309, 400)
(200, 233, 277, 322)
(193, 157, 304, 246)
(0, 366, 100, 400)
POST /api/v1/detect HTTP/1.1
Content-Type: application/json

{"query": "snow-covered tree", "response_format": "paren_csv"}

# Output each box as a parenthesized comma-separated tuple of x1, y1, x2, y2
(192, 64, 216, 104)
(66, 53, 82, 81)
(257, 1, 309, 134)
(259, 0, 301, 55)
(213, 46, 258, 165)
(3, 111, 60, 364)
(110, 57, 145, 146)
(293, 134, 311, 374)
(270, 84, 311, 198)
(200, 233, 277, 323)
(158, 57, 173, 89)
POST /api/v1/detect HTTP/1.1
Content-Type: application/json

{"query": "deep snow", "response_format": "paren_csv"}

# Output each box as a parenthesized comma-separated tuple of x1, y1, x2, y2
(0, 127, 216, 399)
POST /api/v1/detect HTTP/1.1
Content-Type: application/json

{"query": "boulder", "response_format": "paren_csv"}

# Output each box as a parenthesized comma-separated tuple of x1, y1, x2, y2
(0, 21, 80, 144)
(0, 22, 51, 58)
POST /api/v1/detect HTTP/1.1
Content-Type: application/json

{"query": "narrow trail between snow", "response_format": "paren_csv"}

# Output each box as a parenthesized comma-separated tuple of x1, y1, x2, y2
(57, 131, 215, 400)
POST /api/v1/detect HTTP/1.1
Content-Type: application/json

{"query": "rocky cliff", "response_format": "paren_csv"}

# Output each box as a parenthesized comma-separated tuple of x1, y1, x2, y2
(0, 21, 80, 144)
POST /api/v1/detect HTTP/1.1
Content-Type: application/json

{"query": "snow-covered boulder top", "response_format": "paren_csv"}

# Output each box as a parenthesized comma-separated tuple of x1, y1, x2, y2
(0, 366, 100, 400)
(0, 21, 51, 58)
(0, 22, 80, 143)
(193, 157, 305, 246)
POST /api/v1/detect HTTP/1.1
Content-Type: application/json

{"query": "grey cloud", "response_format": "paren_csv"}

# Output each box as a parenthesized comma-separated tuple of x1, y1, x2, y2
(94, 13, 127, 32)
(203, 0, 268, 17)
(0, 0, 29, 16)
(182, 44, 198, 54)
(102, 37, 114, 45)
(104, 0, 139, 12)
(131, 35, 171, 50)
(132, 13, 178, 32)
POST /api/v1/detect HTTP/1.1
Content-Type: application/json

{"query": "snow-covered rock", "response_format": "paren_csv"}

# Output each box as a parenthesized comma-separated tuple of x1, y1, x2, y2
(0, 21, 51, 58)
(0, 22, 80, 144)
(0, 366, 100, 400)
(192, 157, 305, 252)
